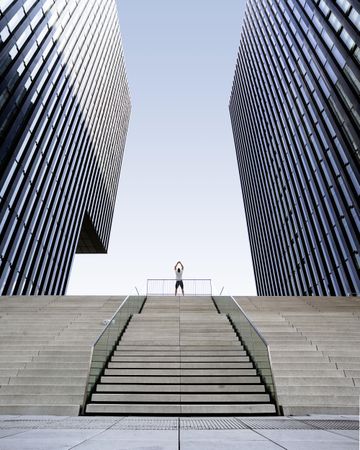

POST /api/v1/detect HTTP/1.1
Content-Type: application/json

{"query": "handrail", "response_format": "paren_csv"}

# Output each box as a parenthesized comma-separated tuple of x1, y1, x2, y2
(147, 278, 212, 296)
(91, 295, 129, 348)
(229, 296, 280, 414)
(81, 295, 146, 414)
(230, 296, 270, 348)
(212, 295, 281, 415)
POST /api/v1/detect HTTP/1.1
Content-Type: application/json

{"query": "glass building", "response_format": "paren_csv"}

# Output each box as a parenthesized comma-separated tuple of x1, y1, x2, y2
(230, 0, 359, 296)
(0, 0, 131, 294)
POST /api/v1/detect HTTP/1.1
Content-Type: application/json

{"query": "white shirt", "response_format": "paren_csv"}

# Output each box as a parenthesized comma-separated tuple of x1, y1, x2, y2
(175, 268, 183, 280)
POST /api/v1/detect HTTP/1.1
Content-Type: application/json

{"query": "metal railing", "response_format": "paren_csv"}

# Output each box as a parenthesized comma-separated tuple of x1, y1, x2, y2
(212, 295, 280, 415)
(81, 295, 146, 413)
(147, 279, 212, 296)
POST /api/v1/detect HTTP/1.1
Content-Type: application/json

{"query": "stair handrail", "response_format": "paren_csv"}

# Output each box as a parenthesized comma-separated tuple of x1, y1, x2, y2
(230, 296, 280, 414)
(213, 295, 281, 415)
(147, 278, 212, 296)
(81, 295, 146, 414)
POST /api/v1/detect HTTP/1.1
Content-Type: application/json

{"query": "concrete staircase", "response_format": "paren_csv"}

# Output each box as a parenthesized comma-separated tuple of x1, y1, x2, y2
(85, 296, 277, 415)
(0, 295, 125, 415)
(235, 296, 360, 415)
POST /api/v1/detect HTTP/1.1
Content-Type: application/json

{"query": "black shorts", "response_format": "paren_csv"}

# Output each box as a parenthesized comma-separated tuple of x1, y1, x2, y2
(175, 280, 184, 289)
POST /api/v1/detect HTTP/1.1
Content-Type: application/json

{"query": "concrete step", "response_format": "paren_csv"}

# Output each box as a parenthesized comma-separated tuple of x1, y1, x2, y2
(101, 376, 261, 384)
(8, 376, 86, 385)
(111, 356, 250, 362)
(0, 385, 84, 394)
(85, 403, 276, 415)
(107, 362, 254, 369)
(344, 370, 360, 377)
(96, 384, 265, 393)
(15, 369, 88, 377)
(275, 377, 354, 386)
(282, 405, 360, 415)
(277, 386, 360, 395)
(116, 346, 244, 352)
(92, 393, 182, 402)
(86, 403, 182, 414)
(273, 370, 344, 377)
(329, 356, 360, 362)
(0, 395, 83, 405)
(91, 393, 270, 403)
(0, 405, 80, 415)
(336, 362, 360, 369)
(278, 395, 360, 406)
(104, 369, 257, 376)
(18, 363, 89, 369)
(113, 351, 246, 356)
(272, 363, 337, 370)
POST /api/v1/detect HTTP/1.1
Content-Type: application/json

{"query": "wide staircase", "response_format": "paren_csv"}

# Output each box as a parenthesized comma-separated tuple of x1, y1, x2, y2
(235, 296, 360, 415)
(85, 296, 277, 415)
(0, 295, 125, 415)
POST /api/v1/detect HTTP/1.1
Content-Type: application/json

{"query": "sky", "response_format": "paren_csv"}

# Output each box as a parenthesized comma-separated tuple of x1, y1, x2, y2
(67, 0, 255, 297)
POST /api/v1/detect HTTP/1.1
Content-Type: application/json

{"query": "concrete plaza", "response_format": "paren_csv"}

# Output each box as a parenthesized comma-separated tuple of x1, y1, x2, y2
(0, 415, 358, 449)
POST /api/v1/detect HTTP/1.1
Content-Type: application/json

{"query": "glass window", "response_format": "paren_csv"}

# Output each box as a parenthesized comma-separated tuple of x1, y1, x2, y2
(354, 48, 360, 64)
(331, 45, 346, 68)
(349, 8, 360, 29)
(0, 0, 16, 14)
(328, 12, 342, 33)
(9, 44, 18, 60)
(332, 137, 348, 165)
(344, 65, 360, 95)
(321, 29, 334, 49)
(336, 82, 353, 110)
(315, 45, 327, 65)
(23, 0, 38, 13)
(340, 28, 355, 50)
(318, 76, 331, 98)
(325, 61, 338, 84)
(336, 0, 351, 13)
(307, 30, 318, 49)
(0, 26, 10, 43)
(23, 41, 38, 66)
(305, 3, 314, 18)
(8, 8, 25, 32)
(30, 9, 43, 31)
(319, 0, 330, 17)
(328, 96, 344, 124)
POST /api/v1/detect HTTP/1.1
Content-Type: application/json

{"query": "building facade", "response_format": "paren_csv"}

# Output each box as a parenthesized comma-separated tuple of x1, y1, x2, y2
(230, 0, 359, 296)
(0, 0, 131, 294)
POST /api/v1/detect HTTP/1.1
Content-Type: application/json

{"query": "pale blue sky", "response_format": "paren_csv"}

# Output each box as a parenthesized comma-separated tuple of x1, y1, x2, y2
(67, 0, 255, 296)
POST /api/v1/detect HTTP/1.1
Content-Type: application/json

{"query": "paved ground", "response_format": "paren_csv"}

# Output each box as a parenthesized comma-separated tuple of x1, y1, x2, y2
(0, 415, 358, 449)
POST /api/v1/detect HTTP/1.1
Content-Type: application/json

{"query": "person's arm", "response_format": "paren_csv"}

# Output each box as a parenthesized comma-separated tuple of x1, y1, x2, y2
(179, 261, 184, 270)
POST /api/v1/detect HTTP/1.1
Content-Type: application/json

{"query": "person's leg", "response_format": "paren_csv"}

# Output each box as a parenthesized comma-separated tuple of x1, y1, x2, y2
(181, 281, 184, 296)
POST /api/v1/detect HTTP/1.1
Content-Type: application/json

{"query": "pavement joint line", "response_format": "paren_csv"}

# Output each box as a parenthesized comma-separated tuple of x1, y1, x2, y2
(296, 417, 360, 443)
(234, 417, 251, 429)
(68, 417, 127, 450)
(0, 428, 31, 440)
(246, 427, 288, 449)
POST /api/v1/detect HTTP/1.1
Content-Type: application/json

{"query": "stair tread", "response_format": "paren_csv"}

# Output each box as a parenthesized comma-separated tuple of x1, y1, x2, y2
(85, 296, 276, 416)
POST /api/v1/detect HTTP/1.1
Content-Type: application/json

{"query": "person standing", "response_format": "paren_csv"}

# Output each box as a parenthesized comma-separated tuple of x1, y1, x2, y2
(174, 261, 184, 296)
